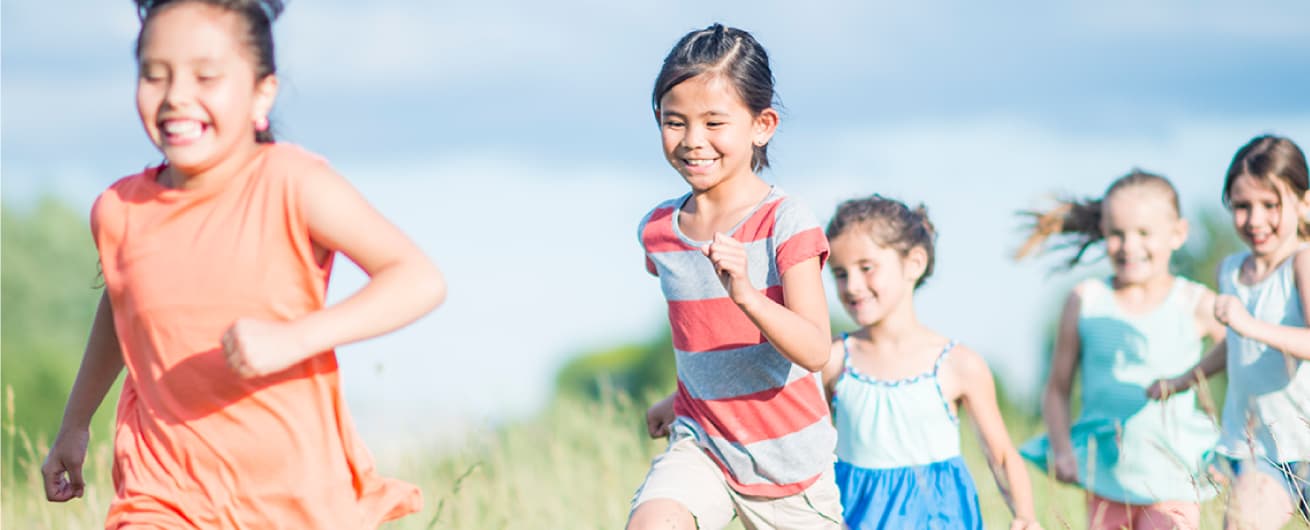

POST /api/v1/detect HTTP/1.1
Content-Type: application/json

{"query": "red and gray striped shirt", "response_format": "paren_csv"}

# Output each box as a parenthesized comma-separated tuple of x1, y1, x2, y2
(638, 187, 836, 497)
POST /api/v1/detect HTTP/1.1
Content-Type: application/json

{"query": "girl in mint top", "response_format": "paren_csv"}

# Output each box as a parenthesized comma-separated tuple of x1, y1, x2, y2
(821, 195, 1039, 530)
(1153, 135, 1310, 529)
(1016, 171, 1226, 530)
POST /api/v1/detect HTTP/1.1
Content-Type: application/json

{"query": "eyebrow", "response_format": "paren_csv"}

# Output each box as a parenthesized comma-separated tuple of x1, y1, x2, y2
(659, 109, 732, 118)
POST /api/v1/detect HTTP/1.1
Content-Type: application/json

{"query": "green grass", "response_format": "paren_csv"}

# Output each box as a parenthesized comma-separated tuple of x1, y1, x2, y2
(3, 389, 1308, 529)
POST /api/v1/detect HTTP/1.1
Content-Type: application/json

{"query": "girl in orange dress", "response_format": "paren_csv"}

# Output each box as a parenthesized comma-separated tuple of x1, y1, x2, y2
(39, 1, 446, 528)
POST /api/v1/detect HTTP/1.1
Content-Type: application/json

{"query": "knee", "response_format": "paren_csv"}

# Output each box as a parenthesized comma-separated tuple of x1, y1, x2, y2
(627, 499, 695, 530)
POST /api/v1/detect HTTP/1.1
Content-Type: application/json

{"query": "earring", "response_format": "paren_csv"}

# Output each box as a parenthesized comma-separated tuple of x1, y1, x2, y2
(254, 116, 269, 132)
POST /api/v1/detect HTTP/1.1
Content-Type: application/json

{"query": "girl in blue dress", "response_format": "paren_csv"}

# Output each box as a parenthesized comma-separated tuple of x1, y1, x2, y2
(820, 195, 1040, 530)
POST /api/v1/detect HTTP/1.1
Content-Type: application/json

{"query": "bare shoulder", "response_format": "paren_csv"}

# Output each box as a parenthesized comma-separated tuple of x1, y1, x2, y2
(1295, 246, 1310, 274)
(944, 342, 992, 378)
(1067, 281, 1088, 305)
(1294, 247, 1310, 297)
(938, 342, 995, 403)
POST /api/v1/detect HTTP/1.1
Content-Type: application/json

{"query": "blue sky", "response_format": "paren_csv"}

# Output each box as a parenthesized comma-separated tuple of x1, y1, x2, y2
(4, 0, 1309, 451)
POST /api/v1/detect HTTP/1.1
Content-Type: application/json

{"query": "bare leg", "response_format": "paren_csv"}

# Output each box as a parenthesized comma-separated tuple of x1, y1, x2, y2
(628, 499, 698, 530)
(1226, 470, 1294, 530)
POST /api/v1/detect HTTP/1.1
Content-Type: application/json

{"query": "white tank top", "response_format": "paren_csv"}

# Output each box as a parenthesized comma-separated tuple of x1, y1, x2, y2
(1215, 246, 1310, 462)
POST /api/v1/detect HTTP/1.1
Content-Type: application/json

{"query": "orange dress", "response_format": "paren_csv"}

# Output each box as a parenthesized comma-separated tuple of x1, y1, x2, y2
(92, 143, 421, 529)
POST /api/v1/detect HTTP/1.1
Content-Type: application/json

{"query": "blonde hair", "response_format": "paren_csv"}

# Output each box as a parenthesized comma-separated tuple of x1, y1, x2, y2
(1015, 170, 1180, 268)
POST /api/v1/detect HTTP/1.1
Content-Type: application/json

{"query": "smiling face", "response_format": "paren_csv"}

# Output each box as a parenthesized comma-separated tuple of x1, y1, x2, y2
(136, 2, 277, 181)
(829, 229, 924, 327)
(657, 73, 776, 193)
(1227, 173, 1310, 258)
(1099, 187, 1188, 286)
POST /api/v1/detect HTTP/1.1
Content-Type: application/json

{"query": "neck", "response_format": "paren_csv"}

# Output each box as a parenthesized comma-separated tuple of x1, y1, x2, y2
(1111, 272, 1174, 294)
(686, 171, 768, 214)
(160, 141, 264, 190)
(1250, 236, 1306, 272)
(855, 302, 923, 347)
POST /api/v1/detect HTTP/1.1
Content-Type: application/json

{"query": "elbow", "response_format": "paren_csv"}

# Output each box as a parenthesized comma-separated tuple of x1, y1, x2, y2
(798, 343, 830, 372)
(414, 259, 447, 313)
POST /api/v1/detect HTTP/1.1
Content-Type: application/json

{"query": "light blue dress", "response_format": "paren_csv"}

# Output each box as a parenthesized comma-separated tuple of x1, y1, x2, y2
(832, 336, 982, 530)
(1021, 277, 1219, 504)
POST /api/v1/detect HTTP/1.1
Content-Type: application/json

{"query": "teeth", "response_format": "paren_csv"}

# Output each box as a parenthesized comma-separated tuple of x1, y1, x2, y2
(162, 120, 203, 139)
(685, 159, 714, 167)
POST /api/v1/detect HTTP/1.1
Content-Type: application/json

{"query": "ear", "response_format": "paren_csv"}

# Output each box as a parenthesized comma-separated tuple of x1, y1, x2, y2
(903, 246, 929, 284)
(251, 74, 279, 124)
(1171, 217, 1190, 251)
(752, 107, 779, 146)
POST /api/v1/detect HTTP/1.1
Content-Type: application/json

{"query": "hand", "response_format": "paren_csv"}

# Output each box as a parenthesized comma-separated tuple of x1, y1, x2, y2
(645, 394, 676, 439)
(1010, 519, 1043, 530)
(222, 318, 311, 378)
(1146, 376, 1188, 400)
(1213, 294, 1251, 335)
(41, 428, 89, 502)
(701, 233, 755, 304)
(1050, 449, 1079, 485)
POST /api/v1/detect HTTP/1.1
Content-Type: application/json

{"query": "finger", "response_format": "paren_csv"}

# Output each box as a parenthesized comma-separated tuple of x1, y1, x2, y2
(67, 463, 85, 498)
(42, 464, 65, 501)
(700, 243, 712, 257)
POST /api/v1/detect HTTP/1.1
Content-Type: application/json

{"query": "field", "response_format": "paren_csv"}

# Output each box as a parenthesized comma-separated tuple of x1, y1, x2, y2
(5, 387, 1307, 530)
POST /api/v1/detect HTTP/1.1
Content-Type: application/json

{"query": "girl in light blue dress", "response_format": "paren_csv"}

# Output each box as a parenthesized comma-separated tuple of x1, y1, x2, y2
(821, 195, 1039, 530)
(1016, 171, 1225, 530)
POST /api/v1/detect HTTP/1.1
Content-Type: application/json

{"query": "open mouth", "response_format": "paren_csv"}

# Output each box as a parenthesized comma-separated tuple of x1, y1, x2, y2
(160, 119, 207, 145)
(682, 158, 718, 171)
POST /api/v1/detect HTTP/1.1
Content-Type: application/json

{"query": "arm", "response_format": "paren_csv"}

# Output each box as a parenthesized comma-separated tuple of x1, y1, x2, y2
(1147, 288, 1228, 400)
(1042, 289, 1082, 484)
(1216, 250, 1310, 361)
(645, 391, 677, 438)
(224, 165, 447, 377)
(703, 232, 830, 371)
(42, 292, 125, 501)
(820, 339, 845, 400)
(954, 347, 1038, 527)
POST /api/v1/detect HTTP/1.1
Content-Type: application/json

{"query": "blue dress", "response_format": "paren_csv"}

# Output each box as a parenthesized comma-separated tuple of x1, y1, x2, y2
(832, 336, 982, 530)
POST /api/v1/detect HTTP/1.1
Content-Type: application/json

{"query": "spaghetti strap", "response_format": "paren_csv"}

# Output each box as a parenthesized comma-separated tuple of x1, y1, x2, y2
(840, 333, 854, 371)
(931, 340, 958, 377)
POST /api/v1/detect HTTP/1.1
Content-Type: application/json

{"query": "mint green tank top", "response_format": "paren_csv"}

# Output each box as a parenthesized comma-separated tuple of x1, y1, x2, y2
(1022, 277, 1219, 503)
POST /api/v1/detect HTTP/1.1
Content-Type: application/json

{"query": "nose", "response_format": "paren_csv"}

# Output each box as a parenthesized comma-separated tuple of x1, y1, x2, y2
(163, 76, 195, 109)
(1248, 204, 1271, 226)
(680, 124, 706, 150)
(839, 273, 864, 295)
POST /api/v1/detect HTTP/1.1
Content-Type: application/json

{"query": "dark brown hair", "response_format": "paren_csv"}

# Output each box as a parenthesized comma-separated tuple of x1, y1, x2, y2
(826, 194, 938, 288)
(1015, 170, 1181, 268)
(653, 24, 776, 173)
(134, 0, 283, 143)
(1223, 135, 1310, 239)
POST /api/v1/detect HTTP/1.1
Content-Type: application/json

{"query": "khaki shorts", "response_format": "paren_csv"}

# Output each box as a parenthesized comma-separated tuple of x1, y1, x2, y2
(630, 437, 843, 530)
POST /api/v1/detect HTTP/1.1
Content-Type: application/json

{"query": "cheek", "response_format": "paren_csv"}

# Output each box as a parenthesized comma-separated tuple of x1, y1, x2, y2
(1104, 238, 1122, 254)
(1232, 211, 1249, 227)
(660, 131, 680, 153)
